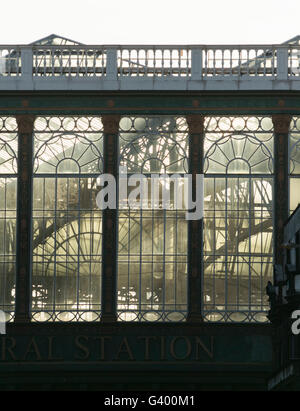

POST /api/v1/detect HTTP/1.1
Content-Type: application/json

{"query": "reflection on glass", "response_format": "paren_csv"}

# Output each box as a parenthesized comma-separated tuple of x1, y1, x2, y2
(118, 210, 187, 322)
(0, 118, 17, 322)
(290, 118, 300, 214)
(32, 117, 103, 322)
(204, 178, 273, 320)
(0, 178, 17, 322)
(290, 178, 300, 213)
(118, 116, 188, 322)
(203, 117, 274, 322)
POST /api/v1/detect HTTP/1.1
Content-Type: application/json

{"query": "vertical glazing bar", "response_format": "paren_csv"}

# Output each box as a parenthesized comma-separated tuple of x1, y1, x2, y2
(139, 207, 142, 316)
(128, 208, 131, 310)
(53, 176, 58, 314)
(163, 208, 166, 314)
(213, 178, 216, 307)
(101, 115, 120, 322)
(174, 207, 178, 310)
(225, 177, 228, 313)
(248, 177, 252, 312)
(186, 115, 205, 322)
(15, 115, 35, 323)
(77, 177, 81, 310)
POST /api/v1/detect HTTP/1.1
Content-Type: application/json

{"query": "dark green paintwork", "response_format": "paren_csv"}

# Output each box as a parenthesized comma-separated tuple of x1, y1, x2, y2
(1, 91, 300, 115)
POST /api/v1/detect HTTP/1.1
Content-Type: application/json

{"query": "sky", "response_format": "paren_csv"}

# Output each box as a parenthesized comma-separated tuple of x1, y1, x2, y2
(1, 0, 300, 45)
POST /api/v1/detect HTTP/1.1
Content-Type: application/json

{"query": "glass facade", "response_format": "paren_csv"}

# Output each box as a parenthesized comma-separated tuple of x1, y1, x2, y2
(117, 116, 189, 321)
(0, 113, 292, 324)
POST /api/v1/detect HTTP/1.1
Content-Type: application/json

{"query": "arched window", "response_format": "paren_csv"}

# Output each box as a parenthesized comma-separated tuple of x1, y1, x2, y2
(32, 117, 103, 322)
(0, 117, 18, 322)
(289, 117, 300, 213)
(117, 116, 189, 321)
(203, 116, 274, 322)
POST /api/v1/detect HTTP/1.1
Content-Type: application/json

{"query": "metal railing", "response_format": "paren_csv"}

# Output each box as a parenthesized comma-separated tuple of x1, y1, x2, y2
(0, 44, 299, 81)
(118, 47, 191, 77)
(0, 47, 21, 76)
(202, 46, 276, 77)
(32, 46, 106, 76)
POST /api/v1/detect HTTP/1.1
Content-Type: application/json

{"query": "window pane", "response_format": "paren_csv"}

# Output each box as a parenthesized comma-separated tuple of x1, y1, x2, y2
(0, 178, 17, 322)
(204, 116, 273, 323)
(32, 117, 103, 322)
(0, 118, 17, 322)
(290, 117, 300, 175)
(118, 116, 188, 322)
(290, 177, 300, 213)
(289, 118, 300, 214)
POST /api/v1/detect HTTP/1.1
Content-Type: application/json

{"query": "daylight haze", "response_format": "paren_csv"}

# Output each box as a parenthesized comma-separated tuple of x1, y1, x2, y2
(0, 0, 299, 45)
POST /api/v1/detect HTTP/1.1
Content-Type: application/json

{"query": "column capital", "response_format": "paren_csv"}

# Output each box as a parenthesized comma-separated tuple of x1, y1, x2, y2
(186, 114, 205, 134)
(102, 114, 121, 134)
(16, 115, 35, 134)
(272, 114, 292, 134)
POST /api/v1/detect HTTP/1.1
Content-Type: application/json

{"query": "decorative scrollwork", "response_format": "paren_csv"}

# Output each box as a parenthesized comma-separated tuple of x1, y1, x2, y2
(34, 117, 103, 174)
(290, 117, 300, 174)
(204, 117, 274, 174)
(119, 116, 188, 173)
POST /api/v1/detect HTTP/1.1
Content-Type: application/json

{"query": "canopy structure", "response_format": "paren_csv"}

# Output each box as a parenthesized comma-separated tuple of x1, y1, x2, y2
(29, 34, 83, 46)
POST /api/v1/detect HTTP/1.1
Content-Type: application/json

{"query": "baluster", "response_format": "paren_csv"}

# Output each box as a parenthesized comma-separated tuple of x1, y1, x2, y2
(222, 49, 224, 76)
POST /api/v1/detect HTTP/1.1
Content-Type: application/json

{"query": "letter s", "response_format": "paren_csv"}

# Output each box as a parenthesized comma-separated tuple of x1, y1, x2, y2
(291, 310, 300, 335)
